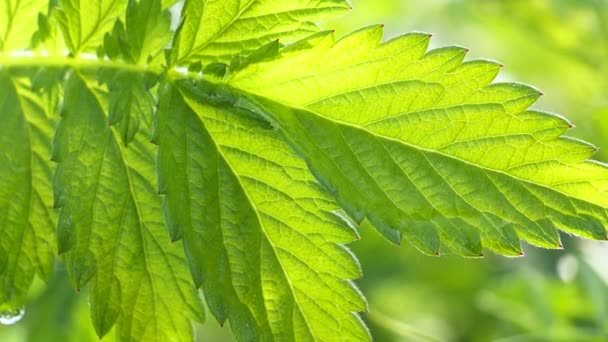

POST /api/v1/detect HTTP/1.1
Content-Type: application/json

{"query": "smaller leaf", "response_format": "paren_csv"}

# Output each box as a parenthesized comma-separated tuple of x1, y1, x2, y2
(104, 71, 156, 145)
(52, 72, 204, 341)
(0, 71, 56, 309)
(101, 21, 128, 61)
(55, 0, 126, 54)
(0, 0, 47, 52)
(171, 0, 351, 65)
(124, 0, 172, 65)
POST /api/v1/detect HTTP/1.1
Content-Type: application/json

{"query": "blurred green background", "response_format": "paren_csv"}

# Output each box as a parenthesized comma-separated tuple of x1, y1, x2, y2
(2, 0, 608, 341)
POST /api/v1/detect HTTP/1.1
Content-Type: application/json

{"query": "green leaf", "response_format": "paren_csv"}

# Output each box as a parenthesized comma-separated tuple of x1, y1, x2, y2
(0, 0, 47, 52)
(52, 72, 204, 340)
(3, 1, 608, 341)
(105, 71, 155, 145)
(155, 81, 369, 341)
(31, 6, 68, 55)
(100, 0, 171, 65)
(0, 71, 56, 309)
(123, 0, 171, 65)
(97, 0, 169, 143)
(223, 26, 608, 256)
(171, 0, 351, 65)
(55, 0, 126, 54)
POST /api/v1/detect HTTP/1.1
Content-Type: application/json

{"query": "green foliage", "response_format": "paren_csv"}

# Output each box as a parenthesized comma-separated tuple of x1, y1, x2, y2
(0, 74, 56, 310)
(221, 27, 608, 255)
(1, 1, 608, 341)
(0, 0, 48, 52)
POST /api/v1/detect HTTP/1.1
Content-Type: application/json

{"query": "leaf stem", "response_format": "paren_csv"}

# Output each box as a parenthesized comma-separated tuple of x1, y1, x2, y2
(0, 54, 158, 75)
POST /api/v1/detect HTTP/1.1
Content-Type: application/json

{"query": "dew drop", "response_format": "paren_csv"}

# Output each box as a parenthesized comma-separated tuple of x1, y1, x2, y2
(0, 307, 25, 325)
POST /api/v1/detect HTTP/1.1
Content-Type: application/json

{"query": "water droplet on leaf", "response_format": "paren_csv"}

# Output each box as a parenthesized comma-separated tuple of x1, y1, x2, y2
(0, 307, 25, 325)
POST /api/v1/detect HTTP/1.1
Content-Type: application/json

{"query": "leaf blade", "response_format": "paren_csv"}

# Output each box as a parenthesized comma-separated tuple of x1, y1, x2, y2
(55, 0, 126, 54)
(0, 0, 47, 52)
(52, 72, 204, 340)
(156, 81, 369, 341)
(171, 0, 351, 65)
(223, 27, 608, 255)
(0, 71, 56, 309)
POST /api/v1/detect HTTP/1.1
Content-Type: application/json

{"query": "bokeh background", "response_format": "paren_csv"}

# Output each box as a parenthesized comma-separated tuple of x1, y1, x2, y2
(2, 0, 608, 341)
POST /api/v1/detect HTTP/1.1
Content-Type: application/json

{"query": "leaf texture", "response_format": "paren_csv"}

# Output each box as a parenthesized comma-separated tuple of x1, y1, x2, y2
(2, 1, 608, 341)
(55, 0, 126, 54)
(0, 0, 47, 52)
(171, 0, 351, 65)
(223, 26, 608, 256)
(100, 0, 171, 66)
(0, 71, 56, 309)
(155, 81, 368, 341)
(52, 72, 204, 341)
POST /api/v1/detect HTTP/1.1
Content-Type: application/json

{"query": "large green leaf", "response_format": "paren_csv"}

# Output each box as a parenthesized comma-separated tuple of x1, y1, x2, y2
(171, 0, 351, 65)
(155, 81, 368, 340)
(222, 26, 608, 256)
(52, 72, 204, 341)
(3, 1, 608, 341)
(0, 72, 56, 310)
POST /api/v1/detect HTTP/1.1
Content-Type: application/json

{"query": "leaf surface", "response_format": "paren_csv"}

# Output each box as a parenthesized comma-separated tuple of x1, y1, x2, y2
(0, 72, 56, 309)
(100, 0, 171, 65)
(223, 27, 608, 255)
(155, 81, 368, 341)
(171, 0, 351, 65)
(52, 72, 204, 341)
(0, 0, 47, 52)
(99, 0, 170, 144)
(55, 0, 126, 54)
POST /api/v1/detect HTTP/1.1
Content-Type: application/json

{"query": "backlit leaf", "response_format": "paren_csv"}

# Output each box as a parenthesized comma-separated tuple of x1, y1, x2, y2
(171, 0, 351, 65)
(52, 72, 204, 340)
(0, 71, 56, 310)
(223, 26, 608, 256)
(155, 81, 368, 340)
